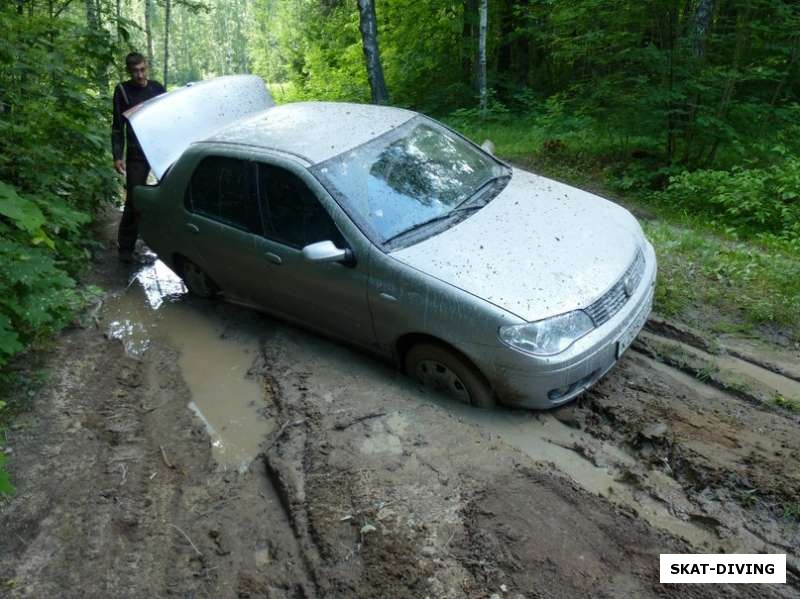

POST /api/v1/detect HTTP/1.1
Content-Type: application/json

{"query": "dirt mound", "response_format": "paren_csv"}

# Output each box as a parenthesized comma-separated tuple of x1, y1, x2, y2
(459, 468, 767, 598)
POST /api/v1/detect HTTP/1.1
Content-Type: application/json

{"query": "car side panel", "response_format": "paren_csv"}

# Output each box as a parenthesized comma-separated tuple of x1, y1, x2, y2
(367, 250, 522, 366)
(138, 144, 378, 350)
(135, 150, 206, 273)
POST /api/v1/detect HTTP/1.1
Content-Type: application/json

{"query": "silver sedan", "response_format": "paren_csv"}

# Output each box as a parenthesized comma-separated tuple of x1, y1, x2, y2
(130, 76, 656, 409)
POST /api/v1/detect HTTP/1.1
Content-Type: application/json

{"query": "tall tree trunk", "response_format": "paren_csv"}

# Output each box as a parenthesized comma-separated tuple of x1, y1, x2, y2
(144, 0, 154, 66)
(163, 0, 171, 87)
(498, 2, 513, 78)
(515, 0, 530, 86)
(115, 0, 121, 41)
(85, 0, 108, 91)
(461, 0, 477, 86)
(85, 0, 98, 29)
(356, 0, 389, 105)
(477, 0, 488, 116)
(691, 0, 714, 57)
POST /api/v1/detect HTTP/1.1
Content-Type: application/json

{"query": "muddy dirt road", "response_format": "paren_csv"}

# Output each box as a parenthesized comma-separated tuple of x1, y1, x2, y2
(1, 212, 799, 598)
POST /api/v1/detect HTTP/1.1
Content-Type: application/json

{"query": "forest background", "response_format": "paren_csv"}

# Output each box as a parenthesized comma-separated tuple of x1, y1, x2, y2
(1, 0, 799, 468)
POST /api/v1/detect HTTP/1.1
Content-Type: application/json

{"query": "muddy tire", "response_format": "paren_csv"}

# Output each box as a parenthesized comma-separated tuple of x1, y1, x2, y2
(405, 342, 495, 409)
(178, 258, 219, 299)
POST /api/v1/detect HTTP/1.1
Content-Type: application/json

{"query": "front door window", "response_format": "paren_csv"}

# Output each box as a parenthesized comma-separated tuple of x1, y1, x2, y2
(257, 164, 344, 248)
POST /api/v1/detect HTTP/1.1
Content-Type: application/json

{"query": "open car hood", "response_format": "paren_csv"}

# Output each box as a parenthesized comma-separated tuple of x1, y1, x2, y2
(124, 75, 274, 180)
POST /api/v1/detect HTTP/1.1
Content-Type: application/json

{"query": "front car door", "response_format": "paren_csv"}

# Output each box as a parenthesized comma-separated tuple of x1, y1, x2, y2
(254, 160, 375, 348)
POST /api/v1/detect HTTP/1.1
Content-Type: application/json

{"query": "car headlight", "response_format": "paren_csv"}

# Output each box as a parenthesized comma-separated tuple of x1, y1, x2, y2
(498, 311, 595, 356)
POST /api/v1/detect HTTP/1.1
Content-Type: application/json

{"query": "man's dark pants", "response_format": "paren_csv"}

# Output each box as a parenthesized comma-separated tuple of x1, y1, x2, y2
(117, 159, 150, 255)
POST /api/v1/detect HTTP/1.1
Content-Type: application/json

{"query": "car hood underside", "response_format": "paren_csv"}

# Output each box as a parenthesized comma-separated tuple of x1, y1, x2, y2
(390, 168, 643, 322)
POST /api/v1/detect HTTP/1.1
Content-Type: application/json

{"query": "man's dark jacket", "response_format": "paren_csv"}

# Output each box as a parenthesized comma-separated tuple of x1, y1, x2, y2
(111, 80, 166, 162)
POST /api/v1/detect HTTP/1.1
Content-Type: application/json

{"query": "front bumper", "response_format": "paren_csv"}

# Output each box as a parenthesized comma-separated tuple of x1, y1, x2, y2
(483, 242, 657, 409)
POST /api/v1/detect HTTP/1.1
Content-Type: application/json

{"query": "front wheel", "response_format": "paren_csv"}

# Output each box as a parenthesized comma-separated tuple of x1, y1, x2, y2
(179, 259, 219, 299)
(405, 342, 495, 409)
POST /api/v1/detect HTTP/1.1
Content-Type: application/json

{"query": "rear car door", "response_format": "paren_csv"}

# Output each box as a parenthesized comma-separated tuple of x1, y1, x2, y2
(255, 161, 375, 347)
(183, 155, 273, 305)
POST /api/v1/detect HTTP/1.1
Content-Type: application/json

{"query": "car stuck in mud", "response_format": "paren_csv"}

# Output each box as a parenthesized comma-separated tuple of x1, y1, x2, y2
(126, 75, 656, 409)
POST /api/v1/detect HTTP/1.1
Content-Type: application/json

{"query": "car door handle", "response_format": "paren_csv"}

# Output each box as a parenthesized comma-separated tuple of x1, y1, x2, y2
(186, 223, 200, 234)
(264, 252, 283, 265)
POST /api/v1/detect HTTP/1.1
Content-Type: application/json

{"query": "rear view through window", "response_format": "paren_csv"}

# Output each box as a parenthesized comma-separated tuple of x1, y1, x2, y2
(185, 156, 262, 235)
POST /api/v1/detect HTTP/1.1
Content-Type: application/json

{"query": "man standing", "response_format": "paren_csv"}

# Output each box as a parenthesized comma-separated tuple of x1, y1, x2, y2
(112, 52, 166, 263)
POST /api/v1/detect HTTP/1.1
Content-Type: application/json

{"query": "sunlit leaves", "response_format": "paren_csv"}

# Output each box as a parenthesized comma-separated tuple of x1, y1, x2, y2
(0, 9, 118, 369)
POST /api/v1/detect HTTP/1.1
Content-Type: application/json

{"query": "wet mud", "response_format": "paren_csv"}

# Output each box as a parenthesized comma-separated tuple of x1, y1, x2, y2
(103, 261, 273, 470)
(0, 207, 798, 597)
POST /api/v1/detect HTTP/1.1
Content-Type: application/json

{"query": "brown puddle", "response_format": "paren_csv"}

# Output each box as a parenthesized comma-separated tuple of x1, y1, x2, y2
(442, 403, 718, 548)
(101, 260, 273, 471)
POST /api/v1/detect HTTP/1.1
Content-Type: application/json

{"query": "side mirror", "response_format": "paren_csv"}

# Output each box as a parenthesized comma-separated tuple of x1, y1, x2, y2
(302, 240, 354, 265)
(481, 139, 495, 155)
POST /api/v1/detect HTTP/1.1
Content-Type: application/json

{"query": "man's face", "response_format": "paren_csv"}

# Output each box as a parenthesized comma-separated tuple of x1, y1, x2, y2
(128, 61, 148, 86)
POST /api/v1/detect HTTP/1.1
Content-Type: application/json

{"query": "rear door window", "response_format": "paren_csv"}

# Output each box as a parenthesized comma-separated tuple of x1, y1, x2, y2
(257, 164, 344, 248)
(186, 156, 262, 235)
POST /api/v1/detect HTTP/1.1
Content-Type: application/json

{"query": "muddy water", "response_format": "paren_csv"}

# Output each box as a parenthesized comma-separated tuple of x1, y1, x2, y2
(439, 401, 718, 547)
(102, 260, 273, 470)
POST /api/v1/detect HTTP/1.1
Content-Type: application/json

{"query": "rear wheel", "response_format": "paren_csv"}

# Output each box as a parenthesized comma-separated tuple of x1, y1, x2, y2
(405, 342, 495, 409)
(179, 259, 219, 299)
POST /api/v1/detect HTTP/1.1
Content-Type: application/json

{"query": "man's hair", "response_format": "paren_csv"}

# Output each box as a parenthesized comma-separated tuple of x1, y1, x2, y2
(125, 52, 147, 70)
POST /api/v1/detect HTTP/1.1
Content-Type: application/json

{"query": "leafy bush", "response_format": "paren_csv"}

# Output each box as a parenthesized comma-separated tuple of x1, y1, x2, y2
(660, 158, 800, 243)
(0, 10, 117, 368)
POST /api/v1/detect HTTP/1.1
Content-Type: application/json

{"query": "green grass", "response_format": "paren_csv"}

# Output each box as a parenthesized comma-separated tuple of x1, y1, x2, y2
(773, 394, 800, 413)
(645, 222, 800, 336)
(783, 502, 800, 520)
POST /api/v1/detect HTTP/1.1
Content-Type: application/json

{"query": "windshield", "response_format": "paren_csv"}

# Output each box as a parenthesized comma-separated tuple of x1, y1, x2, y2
(311, 116, 509, 246)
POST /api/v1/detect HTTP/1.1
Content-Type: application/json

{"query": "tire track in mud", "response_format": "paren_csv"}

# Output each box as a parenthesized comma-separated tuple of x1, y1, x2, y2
(569, 322, 800, 588)
(251, 327, 793, 598)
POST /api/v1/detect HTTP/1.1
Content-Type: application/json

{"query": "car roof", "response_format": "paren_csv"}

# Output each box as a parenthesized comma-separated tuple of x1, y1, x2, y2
(203, 101, 417, 165)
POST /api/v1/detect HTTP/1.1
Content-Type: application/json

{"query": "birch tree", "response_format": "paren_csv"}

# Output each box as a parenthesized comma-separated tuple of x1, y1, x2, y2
(692, 0, 715, 58)
(163, 0, 171, 86)
(477, 0, 487, 116)
(144, 0, 154, 66)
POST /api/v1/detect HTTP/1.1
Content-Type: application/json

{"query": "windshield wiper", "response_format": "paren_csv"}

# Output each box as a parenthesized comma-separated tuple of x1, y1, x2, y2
(383, 175, 510, 247)
(382, 208, 479, 246)
(455, 173, 510, 210)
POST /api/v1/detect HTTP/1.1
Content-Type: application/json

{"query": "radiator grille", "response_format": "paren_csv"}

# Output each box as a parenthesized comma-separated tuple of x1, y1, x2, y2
(584, 249, 645, 326)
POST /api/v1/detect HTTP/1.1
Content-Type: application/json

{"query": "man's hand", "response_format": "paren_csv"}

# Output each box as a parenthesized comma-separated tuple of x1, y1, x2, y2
(114, 159, 126, 175)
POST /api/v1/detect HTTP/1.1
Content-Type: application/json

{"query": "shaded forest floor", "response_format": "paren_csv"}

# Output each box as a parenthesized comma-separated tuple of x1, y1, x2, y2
(0, 195, 799, 597)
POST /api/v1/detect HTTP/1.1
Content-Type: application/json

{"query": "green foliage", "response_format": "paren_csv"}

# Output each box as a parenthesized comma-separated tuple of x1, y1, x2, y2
(783, 502, 800, 520)
(0, 8, 118, 369)
(773, 394, 800, 413)
(644, 221, 800, 335)
(660, 158, 800, 243)
(0, 451, 12, 496)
